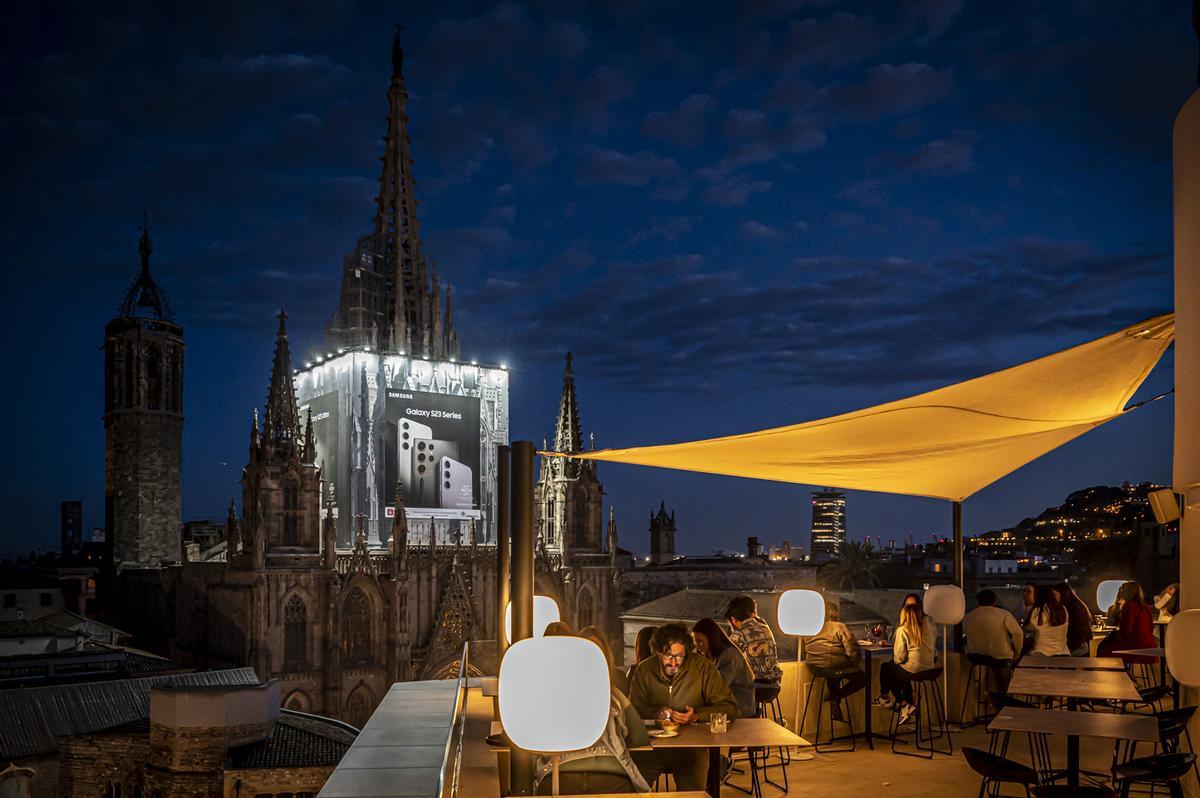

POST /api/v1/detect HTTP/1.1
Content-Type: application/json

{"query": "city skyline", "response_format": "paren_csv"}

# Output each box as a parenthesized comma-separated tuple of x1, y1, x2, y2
(4, 3, 1194, 556)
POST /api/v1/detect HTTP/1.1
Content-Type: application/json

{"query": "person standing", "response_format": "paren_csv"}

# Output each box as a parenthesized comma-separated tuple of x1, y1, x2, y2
(628, 624, 738, 791)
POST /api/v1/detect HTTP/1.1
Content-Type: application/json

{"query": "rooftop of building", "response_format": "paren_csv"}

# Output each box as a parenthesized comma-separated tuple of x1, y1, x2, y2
(634, 553, 812, 570)
(230, 710, 358, 769)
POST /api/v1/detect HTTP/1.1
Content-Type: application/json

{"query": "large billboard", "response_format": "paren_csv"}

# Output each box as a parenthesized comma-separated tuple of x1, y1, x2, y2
(295, 352, 509, 549)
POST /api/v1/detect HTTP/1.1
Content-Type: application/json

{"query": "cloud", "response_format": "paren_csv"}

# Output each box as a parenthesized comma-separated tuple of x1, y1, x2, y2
(629, 216, 695, 245)
(696, 168, 772, 206)
(421, 4, 535, 85)
(567, 65, 636, 130)
(822, 63, 954, 120)
(739, 220, 786, 240)
(543, 21, 590, 60)
(904, 0, 964, 42)
(642, 94, 719, 149)
(887, 128, 978, 176)
(776, 13, 878, 73)
(575, 145, 681, 187)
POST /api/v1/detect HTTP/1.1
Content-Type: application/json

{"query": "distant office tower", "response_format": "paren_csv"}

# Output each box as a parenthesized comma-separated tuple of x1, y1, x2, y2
(103, 221, 184, 568)
(61, 501, 83, 557)
(810, 489, 846, 562)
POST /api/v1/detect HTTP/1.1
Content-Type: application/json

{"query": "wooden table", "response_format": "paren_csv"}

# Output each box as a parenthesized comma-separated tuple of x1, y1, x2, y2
(490, 717, 807, 797)
(857, 641, 894, 747)
(1008, 666, 1141, 703)
(988, 706, 1158, 787)
(1018, 655, 1125, 670)
(649, 718, 808, 797)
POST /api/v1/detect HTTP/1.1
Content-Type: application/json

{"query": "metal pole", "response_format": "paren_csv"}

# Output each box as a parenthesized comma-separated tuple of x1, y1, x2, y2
(952, 501, 964, 590)
(509, 440, 536, 796)
(950, 501, 964, 717)
(496, 445, 511, 662)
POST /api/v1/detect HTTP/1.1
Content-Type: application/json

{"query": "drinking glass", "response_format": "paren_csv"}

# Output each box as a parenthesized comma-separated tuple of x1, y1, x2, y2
(709, 712, 728, 733)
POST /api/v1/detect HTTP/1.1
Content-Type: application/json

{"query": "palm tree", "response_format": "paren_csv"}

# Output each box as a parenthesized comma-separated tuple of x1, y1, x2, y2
(821, 540, 881, 591)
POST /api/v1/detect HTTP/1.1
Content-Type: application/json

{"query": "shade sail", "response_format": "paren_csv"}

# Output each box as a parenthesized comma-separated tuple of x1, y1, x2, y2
(554, 314, 1174, 502)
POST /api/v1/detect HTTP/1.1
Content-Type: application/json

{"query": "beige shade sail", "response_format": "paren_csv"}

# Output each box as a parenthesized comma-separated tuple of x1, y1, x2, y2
(552, 314, 1175, 502)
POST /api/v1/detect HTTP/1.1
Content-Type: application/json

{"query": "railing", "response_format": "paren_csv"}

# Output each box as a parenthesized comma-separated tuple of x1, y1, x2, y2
(438, 642, 471, 798)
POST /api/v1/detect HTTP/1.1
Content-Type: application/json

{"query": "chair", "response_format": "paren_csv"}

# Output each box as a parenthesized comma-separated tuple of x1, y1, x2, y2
(806, 666, 864, 753)
(1113, 752, 1197, 797)
(726, 685, 789, 798)
(1030, 787, 1116, 798)
(962, 746, 1037, 798)
(890, 667, 952, 757)
(959, 654, 1010, 727)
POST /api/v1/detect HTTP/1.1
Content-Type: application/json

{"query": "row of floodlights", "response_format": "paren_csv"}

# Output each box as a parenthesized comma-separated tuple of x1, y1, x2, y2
(499, 587, 1200, 791)
(294, 347, 507, 373)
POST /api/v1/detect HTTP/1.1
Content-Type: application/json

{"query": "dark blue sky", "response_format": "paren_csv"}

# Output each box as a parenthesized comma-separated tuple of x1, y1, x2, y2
(3, 1, 1194, 556)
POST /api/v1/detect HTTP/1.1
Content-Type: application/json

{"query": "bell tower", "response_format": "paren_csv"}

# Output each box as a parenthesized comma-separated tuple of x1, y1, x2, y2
(103, 218, 184, 568)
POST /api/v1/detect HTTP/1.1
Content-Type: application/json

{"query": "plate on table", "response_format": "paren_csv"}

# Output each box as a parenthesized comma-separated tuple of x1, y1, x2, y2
(649, 729, 679, 738)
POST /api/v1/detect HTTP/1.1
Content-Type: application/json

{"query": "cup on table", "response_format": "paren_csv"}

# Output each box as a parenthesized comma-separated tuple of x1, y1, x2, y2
(709, 712, 728, 734)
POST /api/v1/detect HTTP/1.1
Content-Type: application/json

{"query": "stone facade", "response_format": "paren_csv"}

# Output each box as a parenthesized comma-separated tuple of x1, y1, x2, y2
(104, 223, 183, 569)
(648, 502, 677, 564)
(533, 354, 622, 642)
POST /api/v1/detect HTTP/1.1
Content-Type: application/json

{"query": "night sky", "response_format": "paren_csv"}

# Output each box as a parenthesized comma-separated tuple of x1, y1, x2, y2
(4, 2, 1195, 557)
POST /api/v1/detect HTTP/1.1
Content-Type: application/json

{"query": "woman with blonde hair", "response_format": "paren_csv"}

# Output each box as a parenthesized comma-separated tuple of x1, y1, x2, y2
(873, 601, 936, 725)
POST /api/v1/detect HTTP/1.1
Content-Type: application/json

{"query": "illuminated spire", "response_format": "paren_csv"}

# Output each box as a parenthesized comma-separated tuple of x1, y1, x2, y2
(263, 309, 300, 451)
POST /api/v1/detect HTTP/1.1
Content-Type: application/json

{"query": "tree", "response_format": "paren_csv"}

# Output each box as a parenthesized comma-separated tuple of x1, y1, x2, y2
(821, 540, 881, 591)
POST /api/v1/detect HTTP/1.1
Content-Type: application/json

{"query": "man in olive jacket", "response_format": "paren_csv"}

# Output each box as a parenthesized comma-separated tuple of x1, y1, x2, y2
(628, 623, 739, 790)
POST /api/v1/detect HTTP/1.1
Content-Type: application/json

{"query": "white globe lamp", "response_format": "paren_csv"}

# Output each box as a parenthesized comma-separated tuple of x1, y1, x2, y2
(924, 584, 965, 712)
(504, 595, 561, 643)
(1096, 580, 1124, 614)
(777, 589, 825, 751)
(499, 636, 611, 794)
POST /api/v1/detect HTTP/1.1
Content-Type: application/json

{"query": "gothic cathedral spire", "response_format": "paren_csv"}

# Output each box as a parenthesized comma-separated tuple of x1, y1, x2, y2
(554, 352, 583, 455)
(263, 309, 301, 453)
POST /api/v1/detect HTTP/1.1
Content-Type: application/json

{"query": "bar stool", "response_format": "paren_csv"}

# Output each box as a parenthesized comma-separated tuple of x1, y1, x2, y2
(806, 667, 863, 753)
(958, 654, 1010, 727)
(1030, 787, 1116, 798)
(1113, 752, 1197, 797)
(890, 667, 952, 758)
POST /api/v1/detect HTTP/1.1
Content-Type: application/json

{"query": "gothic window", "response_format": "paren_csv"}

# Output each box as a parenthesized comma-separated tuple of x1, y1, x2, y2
(146, 347, 162, 410)
(284, 595, 307, 669)
(348, 689, 372, 728)
(576, 588, 594, 629)
(283, 478, 300, 545)
(285, 690, 310, 712)
(104, 784, 122, 798)
(343, 588, 373, 664)
(545, 497, 555, 546)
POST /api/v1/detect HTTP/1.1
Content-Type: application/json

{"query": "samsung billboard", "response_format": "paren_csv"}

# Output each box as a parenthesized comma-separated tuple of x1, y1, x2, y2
(295, 352, 509, 548)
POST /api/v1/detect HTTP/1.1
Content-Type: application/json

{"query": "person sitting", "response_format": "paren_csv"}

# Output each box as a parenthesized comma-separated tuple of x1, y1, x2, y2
(543, 620, 575, 637)
(1154, 583, 1179, 622)
(1028, 585, 1070, 656)
(804, 603, 866, 721)
(1098, 581, 1158, 664)
(580, 624, 629, 697)
(629, 623, 738, 791)
(692, 618, 757, 718)
(627, 625, 657, 684)
(725, 595, 783, 704)
(874, 601, 936, 725)
(534, 632, 650, 795)
(1056, 581, 1095, 657)
(962, 589, 1022, 689)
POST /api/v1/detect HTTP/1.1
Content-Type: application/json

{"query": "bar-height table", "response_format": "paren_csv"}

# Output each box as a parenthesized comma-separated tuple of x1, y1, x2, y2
(988, 706, 1158, 788)
(1017, 655, 1126, 670)
(857, 640, 895, 747)
(1005, 667, 1142, 788)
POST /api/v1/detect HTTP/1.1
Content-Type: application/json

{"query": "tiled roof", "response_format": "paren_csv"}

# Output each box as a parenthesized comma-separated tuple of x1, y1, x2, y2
(622, 588, 778, 622)
(230, 711, 357, 769)
(0, 619, 78, 638)
(0, 667, 260, 759)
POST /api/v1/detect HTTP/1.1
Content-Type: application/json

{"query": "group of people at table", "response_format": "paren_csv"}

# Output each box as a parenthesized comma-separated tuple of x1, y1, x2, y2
(517, 582, 1180, 794)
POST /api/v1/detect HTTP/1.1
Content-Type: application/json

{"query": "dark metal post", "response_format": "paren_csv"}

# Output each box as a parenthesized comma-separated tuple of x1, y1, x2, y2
(508, 440, 536, 795)
(952, 500, 964, 654)
(496, 445, 511, 662)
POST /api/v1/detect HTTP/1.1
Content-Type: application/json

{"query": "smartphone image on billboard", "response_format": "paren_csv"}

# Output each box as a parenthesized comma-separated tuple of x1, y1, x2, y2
(413, 439, 460, 507)
(397, 418, 433, 499)
(438, 456, 474, 510)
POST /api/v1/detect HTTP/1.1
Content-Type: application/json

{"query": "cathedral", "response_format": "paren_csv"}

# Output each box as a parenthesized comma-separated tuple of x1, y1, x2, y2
(105, 29, 621, 727)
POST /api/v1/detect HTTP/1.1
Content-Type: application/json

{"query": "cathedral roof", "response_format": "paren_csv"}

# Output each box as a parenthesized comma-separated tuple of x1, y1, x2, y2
(117, 220, 175, 323)
(229, 710, 357, 769)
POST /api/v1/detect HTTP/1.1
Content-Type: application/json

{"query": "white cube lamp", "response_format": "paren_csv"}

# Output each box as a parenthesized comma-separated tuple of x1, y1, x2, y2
(499, 636, 611, 794)
(1166, 609, 1200, 686)
(778, 589, 825, 745)
(1096, 580, 1124, 614)
(924, 584, 965, 711)
(504, 595, 561, 643)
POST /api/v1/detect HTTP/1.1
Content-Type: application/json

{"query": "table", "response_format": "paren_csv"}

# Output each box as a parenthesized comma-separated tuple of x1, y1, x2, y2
(857, 641, 894, 747)
(490, 717, 807, 797)
(1018, 655, 1126, 670)
(1008, 666, 1142, 703)
(648, 718, 807, 797)
(988, 706, 1158, 787)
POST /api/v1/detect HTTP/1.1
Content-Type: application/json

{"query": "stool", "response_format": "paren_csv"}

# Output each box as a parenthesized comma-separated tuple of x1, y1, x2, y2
(1126, 661, 1157, 690)
(806, 668, 864, 753)
(958, 654, 1010, 727)
(962, 746, 1038, 797)
(755, 683, 789, 792)
(1030, 788, 1116, 798)
(890, 667, 952, 758)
